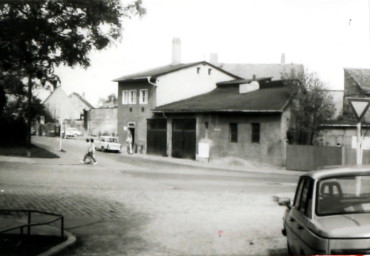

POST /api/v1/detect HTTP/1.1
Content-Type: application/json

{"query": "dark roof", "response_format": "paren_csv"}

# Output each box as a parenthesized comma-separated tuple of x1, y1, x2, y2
(216, 77, 272, 86)
(218, 63, 304, 80)
(344, 68, 370, 94)
(69, 92, 93, 109)
(113, 61, 242, 82)
(154, 83, 292, 113)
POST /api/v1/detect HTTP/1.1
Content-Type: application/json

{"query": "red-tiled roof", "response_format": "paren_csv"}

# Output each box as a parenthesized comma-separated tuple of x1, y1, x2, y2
(345, 68, 370, 94)
(113, 61, 242, 82)
(154, 83, 292, 113)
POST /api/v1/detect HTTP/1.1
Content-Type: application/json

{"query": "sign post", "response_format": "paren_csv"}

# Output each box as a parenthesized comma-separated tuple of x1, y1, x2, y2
(346, 98, 370, 165)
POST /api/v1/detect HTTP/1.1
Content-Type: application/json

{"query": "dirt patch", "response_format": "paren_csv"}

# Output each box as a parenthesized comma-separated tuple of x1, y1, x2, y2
(0, 234, 66, 256)
(0, 144, 59, 158)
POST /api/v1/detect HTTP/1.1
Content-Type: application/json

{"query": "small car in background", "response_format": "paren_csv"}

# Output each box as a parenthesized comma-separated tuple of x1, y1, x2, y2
(278, 167, 370, 255)
(62, 127, 81, 138)
(95, 136, 121, 153)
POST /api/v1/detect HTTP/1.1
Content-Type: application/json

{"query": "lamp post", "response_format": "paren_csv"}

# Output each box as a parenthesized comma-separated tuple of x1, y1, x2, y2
(346, 97, 370, 165)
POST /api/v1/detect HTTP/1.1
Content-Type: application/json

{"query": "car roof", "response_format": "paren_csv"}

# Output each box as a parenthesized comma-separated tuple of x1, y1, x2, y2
(303, 167, 370, 180)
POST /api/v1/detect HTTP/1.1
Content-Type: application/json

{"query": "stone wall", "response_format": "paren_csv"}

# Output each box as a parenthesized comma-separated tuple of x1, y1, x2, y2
(88, 108, 117, 136)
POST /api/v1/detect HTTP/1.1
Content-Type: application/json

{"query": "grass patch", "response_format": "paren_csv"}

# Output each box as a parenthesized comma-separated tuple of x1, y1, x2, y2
(0, 144, 59, 158)
(0, 234, 67, 256)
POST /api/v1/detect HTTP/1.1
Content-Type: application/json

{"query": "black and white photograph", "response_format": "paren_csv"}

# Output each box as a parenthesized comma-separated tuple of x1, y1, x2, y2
(1, 0, 370, 255)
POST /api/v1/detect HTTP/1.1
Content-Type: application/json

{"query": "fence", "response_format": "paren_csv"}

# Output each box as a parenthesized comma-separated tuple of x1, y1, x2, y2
(0, 209, 64, 239)
(286, 145, 370, 171)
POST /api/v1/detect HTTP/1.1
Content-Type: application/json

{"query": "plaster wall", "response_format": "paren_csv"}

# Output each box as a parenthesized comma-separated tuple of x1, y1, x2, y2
(89, 108, 117, 136)
(194, 113, 286, 166)
(156, 64, 235, 106)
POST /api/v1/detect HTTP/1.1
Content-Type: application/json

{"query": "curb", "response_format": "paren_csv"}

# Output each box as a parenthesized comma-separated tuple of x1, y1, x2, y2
(37, 231, 76, 256)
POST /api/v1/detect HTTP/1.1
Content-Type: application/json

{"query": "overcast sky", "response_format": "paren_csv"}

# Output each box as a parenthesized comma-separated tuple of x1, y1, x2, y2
(44, 0, 370, 106)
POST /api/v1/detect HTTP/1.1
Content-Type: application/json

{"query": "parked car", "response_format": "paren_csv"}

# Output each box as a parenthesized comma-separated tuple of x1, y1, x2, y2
(62, 127, 81, 138)
(278, 167, 370, 255)
(95, 136, 121, 152)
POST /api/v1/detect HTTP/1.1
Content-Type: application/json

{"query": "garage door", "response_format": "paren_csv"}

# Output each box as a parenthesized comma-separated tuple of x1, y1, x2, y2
(147, 119, 167, 156)
(172, 119, 196, 159)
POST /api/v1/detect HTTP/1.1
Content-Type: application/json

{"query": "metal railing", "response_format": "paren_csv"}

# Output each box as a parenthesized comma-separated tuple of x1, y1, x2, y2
(0, 209, 64, 239)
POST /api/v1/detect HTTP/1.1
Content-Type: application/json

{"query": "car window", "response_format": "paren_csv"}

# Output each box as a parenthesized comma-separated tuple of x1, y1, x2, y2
(317, 174, 370, 216)
(299, 179, 313, 218)
(294, 177, 305, 208)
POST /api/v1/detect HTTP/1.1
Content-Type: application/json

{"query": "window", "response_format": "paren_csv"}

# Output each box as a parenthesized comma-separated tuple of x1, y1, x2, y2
(139, 89, 148, 104)
(208, 68, 212, 75)
(229, 123, 238, 143)
(129, 90, 137, 104)
(294, 178, 314, 218)
(122, 90, 129, 104)
(251, 123, 260, 143)
(197, 67, 201, 74)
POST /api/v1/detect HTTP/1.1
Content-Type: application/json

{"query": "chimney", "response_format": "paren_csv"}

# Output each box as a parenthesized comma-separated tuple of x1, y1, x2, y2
(172, 38, 181, 65)
(281, 53, 286, 64)
(209, 53, 218, 65)
(82, 92, 85, 99)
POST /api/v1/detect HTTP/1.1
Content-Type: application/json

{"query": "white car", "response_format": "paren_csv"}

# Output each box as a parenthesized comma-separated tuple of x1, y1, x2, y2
(96, 136, 121, 152)
(279, 167, 370, 255)
(62, 127, 81, 138)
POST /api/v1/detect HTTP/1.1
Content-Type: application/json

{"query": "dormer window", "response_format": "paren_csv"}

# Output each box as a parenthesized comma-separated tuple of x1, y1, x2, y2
(197, 67, 201, 74)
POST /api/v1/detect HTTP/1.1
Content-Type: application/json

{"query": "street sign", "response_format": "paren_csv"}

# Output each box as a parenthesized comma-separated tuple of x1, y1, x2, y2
(347, 97, 370, 122)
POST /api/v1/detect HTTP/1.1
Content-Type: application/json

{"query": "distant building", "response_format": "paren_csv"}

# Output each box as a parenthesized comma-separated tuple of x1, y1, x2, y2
(43, 87, 80, 122)
(219, 63, 304, 81)
(68, 92, 93, 119)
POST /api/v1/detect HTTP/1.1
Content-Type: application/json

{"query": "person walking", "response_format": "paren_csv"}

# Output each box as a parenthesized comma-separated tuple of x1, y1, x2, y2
(81, 138, 97, 165)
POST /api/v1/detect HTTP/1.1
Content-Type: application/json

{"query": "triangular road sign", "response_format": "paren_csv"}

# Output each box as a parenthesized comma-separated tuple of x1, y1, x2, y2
(347, 97, 370, 122)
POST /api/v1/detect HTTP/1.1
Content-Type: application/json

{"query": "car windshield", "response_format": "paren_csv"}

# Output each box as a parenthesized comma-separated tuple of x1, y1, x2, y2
(317, 175, 370, 216)
(107, 138, 117, 143)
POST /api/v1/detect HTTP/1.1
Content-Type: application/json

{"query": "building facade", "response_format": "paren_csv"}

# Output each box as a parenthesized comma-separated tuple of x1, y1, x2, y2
(114, 61, 241, 151)
(153, 79, 295, 166)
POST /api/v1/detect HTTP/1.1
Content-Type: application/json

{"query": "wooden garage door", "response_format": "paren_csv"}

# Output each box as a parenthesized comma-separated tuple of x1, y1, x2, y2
(172, 119, 196, 159)
(147, 119, 167, 156)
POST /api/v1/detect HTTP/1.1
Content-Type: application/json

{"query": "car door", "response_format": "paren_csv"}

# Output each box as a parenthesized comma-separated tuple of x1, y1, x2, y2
(289, 177, 326, 255)
(285, 177, 305, 255)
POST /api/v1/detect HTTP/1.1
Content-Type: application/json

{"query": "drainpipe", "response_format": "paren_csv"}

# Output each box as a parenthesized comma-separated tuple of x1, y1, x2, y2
(147, 77, 157, 86)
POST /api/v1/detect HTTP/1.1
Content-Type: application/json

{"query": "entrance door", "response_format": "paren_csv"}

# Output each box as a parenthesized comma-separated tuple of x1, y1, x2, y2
(172, 119, 196, 159)
(147, 119, 167, 156)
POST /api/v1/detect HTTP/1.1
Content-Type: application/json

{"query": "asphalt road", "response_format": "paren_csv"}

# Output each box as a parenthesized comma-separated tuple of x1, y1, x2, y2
(0, 136, 301, 255)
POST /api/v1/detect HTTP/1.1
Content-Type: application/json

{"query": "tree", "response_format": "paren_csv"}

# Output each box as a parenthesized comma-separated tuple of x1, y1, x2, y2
(97, 93, 117, 108)
(0, 0, 145, 148)
(282, 69, 336, 145)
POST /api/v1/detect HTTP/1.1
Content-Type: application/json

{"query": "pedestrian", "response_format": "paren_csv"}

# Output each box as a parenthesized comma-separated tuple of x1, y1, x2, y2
(126, 131, 133, 154)
(81, 138, 98, 165)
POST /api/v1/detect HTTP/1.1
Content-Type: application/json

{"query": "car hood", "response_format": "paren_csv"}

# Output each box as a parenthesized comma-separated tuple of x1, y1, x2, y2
(314, 214, 370, 238)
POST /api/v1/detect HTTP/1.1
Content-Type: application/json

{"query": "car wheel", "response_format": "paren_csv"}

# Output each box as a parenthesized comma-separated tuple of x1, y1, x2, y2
(101, 146, 105, 152)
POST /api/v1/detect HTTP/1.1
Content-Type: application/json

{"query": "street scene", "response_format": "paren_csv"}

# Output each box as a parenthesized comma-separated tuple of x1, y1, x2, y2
(1, 136, 300, 255)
